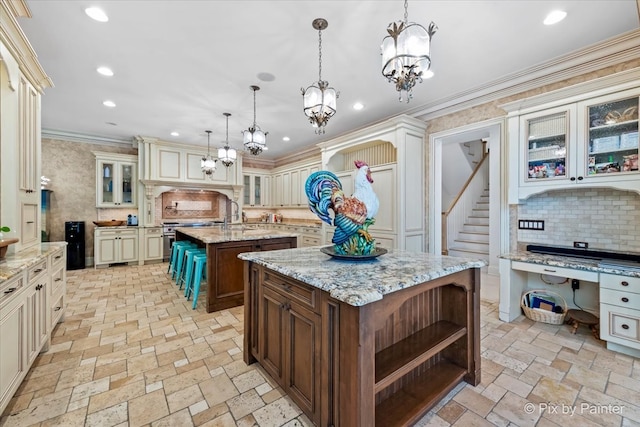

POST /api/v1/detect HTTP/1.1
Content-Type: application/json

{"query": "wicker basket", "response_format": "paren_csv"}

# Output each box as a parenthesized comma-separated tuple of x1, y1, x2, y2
(521, 289, 567, 325)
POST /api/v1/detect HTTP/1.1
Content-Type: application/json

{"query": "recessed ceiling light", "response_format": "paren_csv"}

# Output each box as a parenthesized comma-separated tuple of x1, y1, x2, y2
(257, 72, 276, 82)
(85, 7, 108, 22)
(423, 70, 434, 79)
(103, 100, 116, 108)
(97, 66, 114, 77)
(170, 131, 179, 137)
(353, 102, 364, 111)
(282, 136, 290, 142)
(544, 10, 567, 25)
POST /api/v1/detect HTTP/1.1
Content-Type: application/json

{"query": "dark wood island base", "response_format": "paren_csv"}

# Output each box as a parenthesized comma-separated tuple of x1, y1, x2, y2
(242, 251, 482, 427)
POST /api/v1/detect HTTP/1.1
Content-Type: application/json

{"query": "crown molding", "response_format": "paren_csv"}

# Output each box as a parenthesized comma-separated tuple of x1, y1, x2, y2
(42, 129, 135, 148)
(411, 29, 640, 122)
(0, 0, 52, 92)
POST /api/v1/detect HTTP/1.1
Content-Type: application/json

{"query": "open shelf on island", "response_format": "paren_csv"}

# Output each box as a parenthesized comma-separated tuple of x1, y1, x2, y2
(375, 360, 466, 427)
(374, 320, 466, 392)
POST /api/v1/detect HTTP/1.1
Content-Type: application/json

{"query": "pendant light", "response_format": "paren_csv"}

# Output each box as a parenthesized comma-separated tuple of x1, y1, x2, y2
(218, 113, 237, 167)
(201, 130, 217, 178)
(381, 0, 437, 102)
(243, 86, 268, 156)
(301, 18, 338, 134)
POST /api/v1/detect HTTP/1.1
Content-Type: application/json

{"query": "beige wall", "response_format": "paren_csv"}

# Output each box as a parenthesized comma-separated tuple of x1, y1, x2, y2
(41, 138, 137, 262)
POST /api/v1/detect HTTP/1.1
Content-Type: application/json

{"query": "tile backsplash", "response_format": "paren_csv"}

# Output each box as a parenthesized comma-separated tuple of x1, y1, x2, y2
(517, 188, 640, 253)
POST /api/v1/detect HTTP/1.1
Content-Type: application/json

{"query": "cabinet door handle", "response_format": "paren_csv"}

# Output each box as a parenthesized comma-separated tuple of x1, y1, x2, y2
(577, 176, 584, 181)
(543, 268, 556, 273)
(55, 278, 62, 282)
(4, 287, 16, 294)
(33, 268, 43, 274)
(570, 177, 576, 181)
(26, 221, 35, 224)
(621, 281, 629, 287)
(55, 255, 62, 260)
(54, 306, 62, 311)
(621, 324, 630, 330)
(621, 297, 629, 303)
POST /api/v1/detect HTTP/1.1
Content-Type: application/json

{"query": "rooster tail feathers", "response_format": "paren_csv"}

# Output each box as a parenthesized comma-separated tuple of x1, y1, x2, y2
(305, 171, 342, 225)
(332, 213, 361, 245)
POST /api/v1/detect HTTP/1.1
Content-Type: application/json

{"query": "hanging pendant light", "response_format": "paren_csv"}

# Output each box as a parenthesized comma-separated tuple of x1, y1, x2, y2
(243, 86, 268, 156)
(381, 0, 437, 102)
(201, 130, 217, 178)
(218, 113, 237, 167)
(301, 18, 338, 134)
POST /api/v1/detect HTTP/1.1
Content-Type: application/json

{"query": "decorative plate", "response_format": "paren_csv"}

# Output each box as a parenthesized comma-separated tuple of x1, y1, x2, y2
(320, 246, 387, 261)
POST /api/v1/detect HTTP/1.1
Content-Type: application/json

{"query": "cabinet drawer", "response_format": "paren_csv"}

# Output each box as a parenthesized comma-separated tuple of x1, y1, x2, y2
(51, 293, 65, 326)
(51, 267, 65, 296)
(96, 228, 137, 237)
(600, 273, 640, 294)
(601, 303, 640, 345)
(511, 261, 599, 282)
(263, 271, 318, 313)
(302, 236, 321, 246)
(145, 227, 162, 235)
(50, 248, 65, 270)
(600, 288, 640, 309)
(0, 274, 25, 308)
(27, 259, 47, 283)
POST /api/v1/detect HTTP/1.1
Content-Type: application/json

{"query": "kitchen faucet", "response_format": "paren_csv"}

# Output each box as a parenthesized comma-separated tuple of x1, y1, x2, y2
(223, 199, 240, 229)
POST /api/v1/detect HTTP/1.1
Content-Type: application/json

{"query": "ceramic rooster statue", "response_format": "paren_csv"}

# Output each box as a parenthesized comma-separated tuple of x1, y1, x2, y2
(305, 160, 379, 255)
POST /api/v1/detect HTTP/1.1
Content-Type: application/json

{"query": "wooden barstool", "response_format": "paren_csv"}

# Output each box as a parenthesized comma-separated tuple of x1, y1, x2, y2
(565, 309, 600, 339)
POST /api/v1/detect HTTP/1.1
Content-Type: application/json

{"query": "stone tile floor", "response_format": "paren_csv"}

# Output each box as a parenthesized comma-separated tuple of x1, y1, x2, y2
(1, 263, 639, 427)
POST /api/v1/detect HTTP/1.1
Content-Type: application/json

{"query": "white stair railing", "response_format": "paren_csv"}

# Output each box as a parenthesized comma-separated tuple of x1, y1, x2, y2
(442, 153, 489, 255)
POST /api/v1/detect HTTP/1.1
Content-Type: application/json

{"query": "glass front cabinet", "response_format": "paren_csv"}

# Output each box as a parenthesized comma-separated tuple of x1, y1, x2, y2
(514, 87, 639, 200)
(95, 153, 138, 208)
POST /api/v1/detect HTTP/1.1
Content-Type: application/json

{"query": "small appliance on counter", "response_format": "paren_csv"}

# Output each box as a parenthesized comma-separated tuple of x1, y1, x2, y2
(127, 215, 138, 226)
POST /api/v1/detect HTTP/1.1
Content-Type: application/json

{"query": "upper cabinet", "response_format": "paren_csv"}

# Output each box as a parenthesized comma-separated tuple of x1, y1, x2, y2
(504, 73, 640, 203)
(270, 161, 321, 208)
(94, 152, 137, 208)
(243, 171, 270, 207)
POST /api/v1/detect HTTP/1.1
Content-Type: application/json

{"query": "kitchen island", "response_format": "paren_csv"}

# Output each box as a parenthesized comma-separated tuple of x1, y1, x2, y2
(239, 247, 486, 427)
(175, 226, 297, 313)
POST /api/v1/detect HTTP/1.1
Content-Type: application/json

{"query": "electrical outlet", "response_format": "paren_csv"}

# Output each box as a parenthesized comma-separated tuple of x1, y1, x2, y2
(518, 219, 545, 230)
(573, 241, 588, 249)
(571, 279, 580, 290)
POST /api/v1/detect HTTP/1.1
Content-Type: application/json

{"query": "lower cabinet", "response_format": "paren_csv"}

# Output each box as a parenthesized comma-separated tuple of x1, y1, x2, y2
(143, 227, 163, 262)
(600, 273, 640, 354)
(0, 244, 67, 415)
(94, 228, 139, 267)
(260, 274, 321, 425)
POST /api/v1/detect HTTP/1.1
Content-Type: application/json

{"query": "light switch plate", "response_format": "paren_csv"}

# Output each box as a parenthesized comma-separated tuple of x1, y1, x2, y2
(518, 219, 545, 230)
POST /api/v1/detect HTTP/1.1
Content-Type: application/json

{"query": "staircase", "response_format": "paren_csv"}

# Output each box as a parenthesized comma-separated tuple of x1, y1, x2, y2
(447, 188, 490, 262)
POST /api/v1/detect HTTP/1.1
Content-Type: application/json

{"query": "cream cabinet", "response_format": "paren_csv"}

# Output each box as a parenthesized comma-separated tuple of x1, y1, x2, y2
(600, 273, 640, 355)
(142, 227, 163, 262)
(49, 247, 66, 327)
(150, 143, 233, 184)
(506, 85, 640, 202)
(94, 228, 139, 267)
(25, 259, 49, 364)
(0, 274, 26, 411)
(243, 171, 270, 207)
(270, 162, 321, 208)
(94, 152, 137, 208)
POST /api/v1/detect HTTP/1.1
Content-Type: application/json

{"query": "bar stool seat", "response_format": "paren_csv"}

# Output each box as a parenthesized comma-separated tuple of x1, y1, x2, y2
(177, 247, 206, 290)
(171, 241, 197, 282)
(186, 254, 207, 309)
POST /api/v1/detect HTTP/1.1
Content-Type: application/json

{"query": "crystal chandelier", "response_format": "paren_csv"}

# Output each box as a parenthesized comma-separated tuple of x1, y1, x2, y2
(218, 113, 237, 167)
(201, 130, 217, 178)
(381, 0, 437, 102)
(301, 18, 338, 134)
(243, 85, 268, 156)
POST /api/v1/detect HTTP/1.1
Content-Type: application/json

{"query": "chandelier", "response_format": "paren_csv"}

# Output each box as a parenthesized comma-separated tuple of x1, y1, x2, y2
(243, 85, 268, 156)
(218, 113, 237, 167)
(381, 0, 437, 102)
(201, 130, 217, 178)
(301, 18, 338, 134)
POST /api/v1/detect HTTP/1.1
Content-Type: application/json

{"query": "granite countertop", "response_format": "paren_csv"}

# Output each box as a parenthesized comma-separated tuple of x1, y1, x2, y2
(176, 226, 299, 244)
(501, 251, 640, 278)
(0, 242, 67, 283)
(238, 247, 487, 306)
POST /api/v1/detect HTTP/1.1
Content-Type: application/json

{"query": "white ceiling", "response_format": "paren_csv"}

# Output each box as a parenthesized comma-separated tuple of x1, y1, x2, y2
(17, 1, 640, 161)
